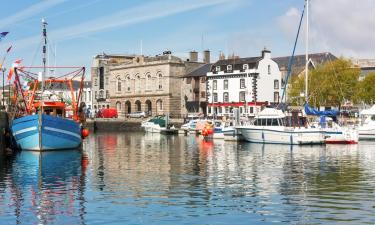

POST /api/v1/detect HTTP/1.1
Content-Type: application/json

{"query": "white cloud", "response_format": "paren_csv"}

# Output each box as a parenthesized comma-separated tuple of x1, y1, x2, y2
(0, 0, 68, 29)
(277, 0, 375, 58)
(9, 0, 232, 50)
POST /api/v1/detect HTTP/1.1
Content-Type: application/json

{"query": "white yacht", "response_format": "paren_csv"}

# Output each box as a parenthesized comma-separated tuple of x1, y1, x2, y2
(358, 105, 375, 140)
(141, 116, 177, 134)
(236, 108, 325, 145)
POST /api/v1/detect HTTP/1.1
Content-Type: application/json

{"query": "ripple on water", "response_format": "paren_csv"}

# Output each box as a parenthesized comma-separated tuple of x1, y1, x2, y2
(0, 133, 375, 224)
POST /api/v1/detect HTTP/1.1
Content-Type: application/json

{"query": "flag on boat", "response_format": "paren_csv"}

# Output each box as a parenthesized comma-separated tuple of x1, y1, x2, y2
(7, 59, 22, 81)
(0, 32, 9, 40)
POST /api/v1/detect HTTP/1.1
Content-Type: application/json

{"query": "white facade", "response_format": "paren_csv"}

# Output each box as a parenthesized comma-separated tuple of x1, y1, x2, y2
(207, 49, 282, 117)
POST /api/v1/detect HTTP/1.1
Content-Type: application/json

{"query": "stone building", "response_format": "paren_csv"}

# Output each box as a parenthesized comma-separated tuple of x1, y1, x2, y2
(351, 58, 375, 80)
(181, 63, 212, 116)
(91, 53, 135, 114)
(109, 51, 203, 117)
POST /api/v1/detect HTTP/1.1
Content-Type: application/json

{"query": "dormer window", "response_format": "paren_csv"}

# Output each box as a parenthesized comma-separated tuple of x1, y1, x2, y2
(227, 65, 232, 72)
(243, 64, 249, 70)
(216, 66, 220, 72)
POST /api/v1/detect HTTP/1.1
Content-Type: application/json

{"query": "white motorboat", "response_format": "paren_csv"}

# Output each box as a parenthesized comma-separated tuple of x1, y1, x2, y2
(236, 108, 325, 145)
(358, 105, 375, 140)
(141, 116, 178, 134)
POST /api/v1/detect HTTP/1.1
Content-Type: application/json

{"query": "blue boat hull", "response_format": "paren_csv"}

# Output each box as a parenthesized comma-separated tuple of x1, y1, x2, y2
(11, 114, 82, 151)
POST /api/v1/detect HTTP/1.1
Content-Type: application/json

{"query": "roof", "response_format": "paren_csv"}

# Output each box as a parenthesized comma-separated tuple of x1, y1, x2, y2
(273, 52, 337, 71)
(46, 80, 90, 90)
(184, 64, 212, 78)
(213, 56, 262, 66)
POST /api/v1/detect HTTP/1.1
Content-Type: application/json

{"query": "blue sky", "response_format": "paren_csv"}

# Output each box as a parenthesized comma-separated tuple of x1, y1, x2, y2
(0, 0, 373, 78)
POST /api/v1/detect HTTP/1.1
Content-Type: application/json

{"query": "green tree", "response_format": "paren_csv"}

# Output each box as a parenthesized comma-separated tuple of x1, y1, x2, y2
(287, 58, 360, 108)
(355, 72, 375, 104)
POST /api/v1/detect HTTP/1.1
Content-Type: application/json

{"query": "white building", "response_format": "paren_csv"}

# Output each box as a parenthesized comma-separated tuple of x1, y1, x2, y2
(207, 49, 281, 117)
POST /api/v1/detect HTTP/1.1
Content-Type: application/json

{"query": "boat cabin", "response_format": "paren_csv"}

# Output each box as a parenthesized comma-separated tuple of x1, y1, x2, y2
(33, 101, 66, 117)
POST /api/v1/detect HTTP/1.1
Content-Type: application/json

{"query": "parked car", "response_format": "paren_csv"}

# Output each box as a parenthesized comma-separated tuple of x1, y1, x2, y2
(127, 111, 147, 118)
(97, 108, 118, 118)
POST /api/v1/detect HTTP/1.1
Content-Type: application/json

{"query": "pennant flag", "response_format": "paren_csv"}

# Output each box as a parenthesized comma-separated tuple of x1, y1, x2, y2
(7, 59, 22, 81)
(6, 45, 12, 53)
(0, 32, 9, 40)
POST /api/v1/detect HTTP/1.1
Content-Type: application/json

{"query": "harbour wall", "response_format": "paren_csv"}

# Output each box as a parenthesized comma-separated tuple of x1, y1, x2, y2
(87, 118, 184, 132)
(0, 112, 9, 154)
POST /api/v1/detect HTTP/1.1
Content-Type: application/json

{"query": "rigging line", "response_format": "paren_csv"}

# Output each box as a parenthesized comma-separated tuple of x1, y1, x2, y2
(327, 55, 346, 104)
(279, 2, 306, 106)
(30, 39, 43, 68)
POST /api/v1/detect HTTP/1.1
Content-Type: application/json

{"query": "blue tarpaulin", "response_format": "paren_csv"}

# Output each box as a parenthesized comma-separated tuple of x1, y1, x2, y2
(304, 104, 339, 117)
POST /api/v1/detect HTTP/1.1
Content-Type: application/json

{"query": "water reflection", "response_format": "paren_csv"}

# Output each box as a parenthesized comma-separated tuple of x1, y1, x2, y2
(0, 150, 85, 225)
(1, 133, 375, 224)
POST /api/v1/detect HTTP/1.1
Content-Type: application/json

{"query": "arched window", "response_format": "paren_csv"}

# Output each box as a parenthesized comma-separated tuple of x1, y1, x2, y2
(135, 74, 141, 93)
(116, 101, 122, 111)
(146, 73, 151, 90)
(156, 99, 163, 111)
(158, 73, 163, 90)
(126, 75, 131, 91)
(117, 78, 122, 92)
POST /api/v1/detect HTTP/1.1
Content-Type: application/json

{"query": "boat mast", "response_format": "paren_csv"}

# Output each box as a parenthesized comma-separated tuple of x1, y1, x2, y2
(305, 0, 309, 103)
(42, 18, 47, 93)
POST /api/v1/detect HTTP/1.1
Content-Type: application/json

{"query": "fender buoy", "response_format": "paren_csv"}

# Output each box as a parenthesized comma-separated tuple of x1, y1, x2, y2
(82, 128, 90, 138)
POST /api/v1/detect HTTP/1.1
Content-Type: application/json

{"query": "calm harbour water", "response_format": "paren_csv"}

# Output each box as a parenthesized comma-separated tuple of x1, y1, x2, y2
(1, 132, 375, 225)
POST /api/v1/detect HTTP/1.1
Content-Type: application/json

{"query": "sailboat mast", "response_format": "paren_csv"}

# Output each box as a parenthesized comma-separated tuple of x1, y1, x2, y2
(305, 0, 309, 103)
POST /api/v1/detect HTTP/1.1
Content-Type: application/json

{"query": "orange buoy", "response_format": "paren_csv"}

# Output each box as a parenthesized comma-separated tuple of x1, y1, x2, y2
(81, 128, 90, 138)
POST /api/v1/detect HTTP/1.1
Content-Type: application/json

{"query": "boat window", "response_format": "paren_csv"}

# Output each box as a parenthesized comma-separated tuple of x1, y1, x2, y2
(44, 108, 53, 115)
(261, 119, 266, 126)
(266, 118, 272, 126)
(56, 109, 63, 117)
(371, 115, 375, 121)
(254, 119, 259, 126)
(272, 119, 279, 126)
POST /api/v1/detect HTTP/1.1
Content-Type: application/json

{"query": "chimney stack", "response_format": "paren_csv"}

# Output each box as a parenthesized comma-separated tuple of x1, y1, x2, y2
(203, 50, 210, 63)
(261, 47, 271, 59)
(189, 51, 198, 62)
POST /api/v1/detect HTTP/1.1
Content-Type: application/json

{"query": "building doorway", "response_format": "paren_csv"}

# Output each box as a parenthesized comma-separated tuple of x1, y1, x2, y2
(135, 100, 141, 112)
(125, 101, 131, 114)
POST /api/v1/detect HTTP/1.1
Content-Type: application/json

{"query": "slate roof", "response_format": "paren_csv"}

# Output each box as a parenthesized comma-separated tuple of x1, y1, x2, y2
(273, 52, 337, 72)
(213, 57, 262, 67)
(184, 64, 212, 78)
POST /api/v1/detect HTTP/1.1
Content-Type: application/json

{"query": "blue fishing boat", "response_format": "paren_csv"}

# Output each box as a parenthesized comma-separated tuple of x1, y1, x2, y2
(12, 113, 82, 150)
(10, 19, 87, 151)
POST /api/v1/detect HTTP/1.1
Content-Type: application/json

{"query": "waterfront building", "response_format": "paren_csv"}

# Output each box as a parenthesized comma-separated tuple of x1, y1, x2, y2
(181, 50, 211, 116)
(109, 51, 203, 117)
(81, 81, 92, 111)
(206, 48, 282, 117)
(351, 58, 375, 81)
(91, 53, 136, 114)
